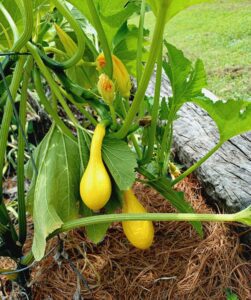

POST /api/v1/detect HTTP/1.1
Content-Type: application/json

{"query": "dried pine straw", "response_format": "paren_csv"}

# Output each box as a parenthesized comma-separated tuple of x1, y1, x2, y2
(1, 176, 251, 299)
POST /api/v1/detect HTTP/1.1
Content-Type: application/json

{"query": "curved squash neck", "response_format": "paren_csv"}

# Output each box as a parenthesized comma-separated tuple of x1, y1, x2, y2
(90, 124, 105, 161)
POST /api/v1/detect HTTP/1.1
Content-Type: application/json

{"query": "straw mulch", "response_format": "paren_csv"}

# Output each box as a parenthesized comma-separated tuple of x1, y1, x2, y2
(1, 176, 251, 299)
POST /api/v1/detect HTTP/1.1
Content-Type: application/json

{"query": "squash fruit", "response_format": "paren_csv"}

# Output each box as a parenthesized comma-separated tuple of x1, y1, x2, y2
(80, 123, 112, 211)
(122, 189, 154, 249)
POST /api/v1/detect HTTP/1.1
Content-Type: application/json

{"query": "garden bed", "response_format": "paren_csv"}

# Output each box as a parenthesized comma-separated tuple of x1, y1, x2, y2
(1, 176, 250, 299)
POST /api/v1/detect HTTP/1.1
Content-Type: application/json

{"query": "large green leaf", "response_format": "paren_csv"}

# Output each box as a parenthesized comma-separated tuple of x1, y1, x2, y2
(27, 126, 80, 261)
(163, 42, 206, 110)
(67, 0, 139, 47)
(103, 137, 137, 191)
(193, 97, 251, 142)
(113, 22, 149, 76)
(146, 0, 209, 23)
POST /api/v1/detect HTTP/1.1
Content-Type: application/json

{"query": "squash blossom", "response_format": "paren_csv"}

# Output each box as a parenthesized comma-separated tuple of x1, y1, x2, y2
(96, 53, 131, 98)
(97, 73, 115, 105)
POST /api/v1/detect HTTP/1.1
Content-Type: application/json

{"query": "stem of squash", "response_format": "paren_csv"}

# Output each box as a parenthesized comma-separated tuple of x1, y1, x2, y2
(111, 0, 168, 139)
(171, 141, 223, 186)
(86, 0, 113, 78)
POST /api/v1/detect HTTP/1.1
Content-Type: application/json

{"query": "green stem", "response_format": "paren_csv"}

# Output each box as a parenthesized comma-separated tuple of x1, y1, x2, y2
(50, 0, 86, 69)
(171, 141, 223, 186)
(86, 0, 113, 78)
(17, 57, 33, 245)
(136, 0, 146, 86)
(53, 212, 235, 236)
(141, 44, 163, 165)
(130, 134, 142, 159)
(20, 251, 34, 266)
(44, 47, 68, 57)
(0, 23, 12, 48)
(60, 87, 98, 127)
(0, 3, 19, 43)
(121, 97, 142, 159)
(33, 69, 74, 139)
(109, 104, 117, 129)
(163, 123, 173, 174)
(159, 104, 176, 174)
(27, 42, 79, 127)
(12, 0, 33, 52)
(112, 1, 168, 139)
(0, 56, 26, 202)
(0, 56, 25, 242)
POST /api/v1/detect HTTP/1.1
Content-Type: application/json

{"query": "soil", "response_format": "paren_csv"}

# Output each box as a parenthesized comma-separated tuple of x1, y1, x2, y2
(1, 176, 251, 299)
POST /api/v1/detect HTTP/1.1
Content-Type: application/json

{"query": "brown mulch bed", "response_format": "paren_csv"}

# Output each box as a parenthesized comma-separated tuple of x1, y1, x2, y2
(1, 176, 251, 299)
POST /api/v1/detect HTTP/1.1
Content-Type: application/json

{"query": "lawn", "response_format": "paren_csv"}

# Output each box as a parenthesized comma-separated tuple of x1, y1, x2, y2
(140, 0, 251, 100)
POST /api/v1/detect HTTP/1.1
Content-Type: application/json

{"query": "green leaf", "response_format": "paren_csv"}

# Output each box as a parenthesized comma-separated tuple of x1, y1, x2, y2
(113, 22, 149, 76)
(77, 128, 91, 175)
(139, 167, 203, 237)
(164, 42, 206, 103)
(26, 126, 80, 261)
(193, 97, 251, 142)
(159, 97, 170, 120)
(102, 137, 137, 191)
(68, 0, 139, 48)
(146, 0, 209, 23)
(226, 289, 239, 300)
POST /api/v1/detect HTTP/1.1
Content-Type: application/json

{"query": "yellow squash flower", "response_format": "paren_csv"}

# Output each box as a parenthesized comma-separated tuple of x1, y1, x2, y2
(96, 53, 131, 98)
(97, 73, 115, 105)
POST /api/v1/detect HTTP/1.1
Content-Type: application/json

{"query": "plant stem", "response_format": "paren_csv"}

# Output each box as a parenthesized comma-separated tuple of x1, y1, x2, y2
(136, 0, 146, 86)
(27, 43, 79, 127)
(0, 56, 25, 202)
(18, 209, 237, 265)
(51, 0, 86, 69)
(0, 56, 25, 241)
(53, 212, 235, 236)
(171, 141, 223, 186)
(60, 87, 98, 127)
(17, 57, 33, 245)
(86, 0, 113, 78)
(33, 69, 74, 139)
(141, 44, 163, 165)
(112, 0, 168, 139)
(121, 97, 142, 159)
(12, 0, 33, 52)
(109, 104, 117, 129)
(0, 3, 19, 43)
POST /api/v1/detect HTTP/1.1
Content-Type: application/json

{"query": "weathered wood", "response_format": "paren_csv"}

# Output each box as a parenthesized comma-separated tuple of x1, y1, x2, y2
(146, 73, 251, 214)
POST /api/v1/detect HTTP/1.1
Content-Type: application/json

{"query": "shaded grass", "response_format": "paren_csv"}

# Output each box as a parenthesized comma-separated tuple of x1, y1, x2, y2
(142, 0, 251, 99)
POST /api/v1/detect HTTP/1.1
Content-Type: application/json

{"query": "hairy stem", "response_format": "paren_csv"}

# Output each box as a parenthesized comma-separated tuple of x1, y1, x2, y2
(112, 0, 168, 139)
(33, 69, 74, 139)
(12, 0, 33, 52)
(17, 57, 33, 245)
(141, 45, 163, 165)
(136, 0, 146, 85)
(86, 0, 113, 78)
(171, 141, 223, 186)
(27, 43, 79, 127)
(51, 0, 86, 69)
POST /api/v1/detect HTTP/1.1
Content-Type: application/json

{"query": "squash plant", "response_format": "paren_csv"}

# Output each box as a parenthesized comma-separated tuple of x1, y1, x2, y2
(0, 0, 251, 293)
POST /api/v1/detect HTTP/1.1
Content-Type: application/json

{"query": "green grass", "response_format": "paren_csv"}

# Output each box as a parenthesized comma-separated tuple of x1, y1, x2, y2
(140, 0, 251, 99)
